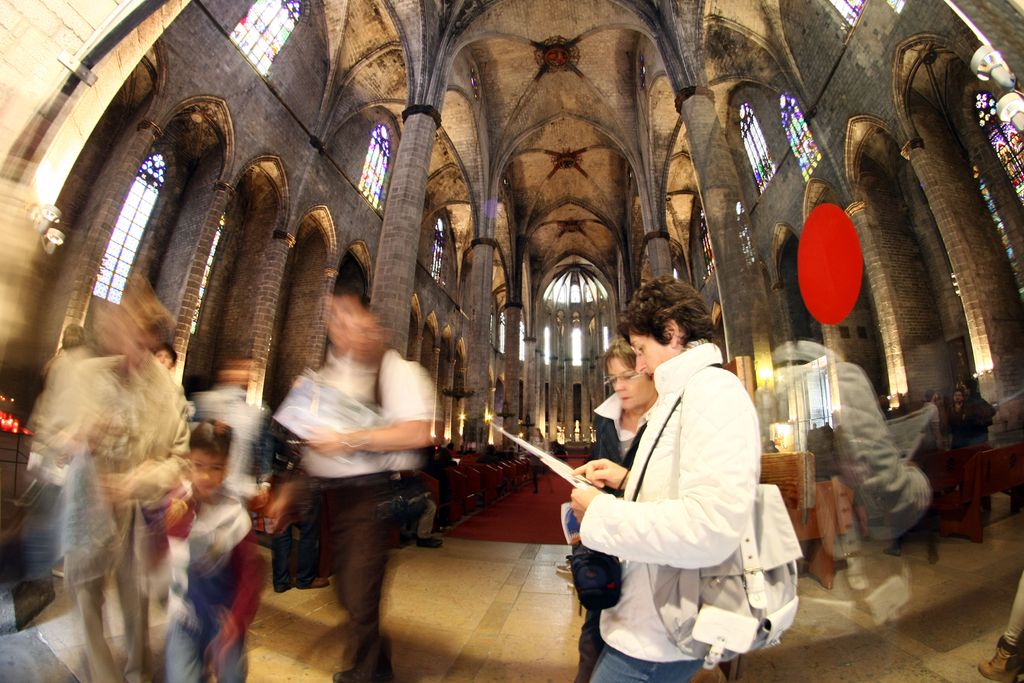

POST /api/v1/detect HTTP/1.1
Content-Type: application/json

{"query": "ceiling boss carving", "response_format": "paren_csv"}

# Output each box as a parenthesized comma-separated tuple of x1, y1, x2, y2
(531, 35, 583, 80)
(544, 146, 590, 180)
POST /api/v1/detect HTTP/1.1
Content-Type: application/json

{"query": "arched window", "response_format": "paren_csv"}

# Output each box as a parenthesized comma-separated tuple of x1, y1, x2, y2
(519, 321, 526, 362)
(602, 325, 610, 352)
(498, 310, 506, 354)
(94, 153, 165, 304)
(739, 102, 776, 192)
(571, 328, 583, 367)
(886, 0, 905, 12)
(974, 166, 1024, 300)
(430, 216, 445, 285)
(359, 124, 391, 210)
(700, 210, 715, 280)
(827, 0, 864, 26)
(230, 0, 302, 76)
(976, 92, 1024, 205)
(191, 213, 225, 334)
(780, 93, 822, 182)
(736, 202, 756, 265)
(543, 325, 551, 366)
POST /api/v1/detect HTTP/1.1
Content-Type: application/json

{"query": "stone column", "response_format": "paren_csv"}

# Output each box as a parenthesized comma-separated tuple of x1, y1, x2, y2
(63, 119, 164, 328)
(644, 230, 673, 279)
(312, 267, 339, 368)
(442, 356, 455, 441)
(430, 345, 442, 438)
(847, 203, 906, 399)
(408, 333, 424, 364)
(676, 87, 767, 358)
(248, 229, 295, 404)
(523, 335, 538, 433)
(371, 104, 441, 352)
(502, 303, 522, 443)
(904, 136, 1024, 400)
(173, 180, 234, 376)
(464, 238, 495, 446)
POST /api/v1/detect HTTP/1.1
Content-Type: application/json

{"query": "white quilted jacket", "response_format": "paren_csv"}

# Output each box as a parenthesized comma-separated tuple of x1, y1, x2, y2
(580, 342, 761, 662)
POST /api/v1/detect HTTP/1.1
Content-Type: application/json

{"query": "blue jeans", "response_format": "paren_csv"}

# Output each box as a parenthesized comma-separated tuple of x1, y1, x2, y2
(165, 619, 246, 683)
(271, 491, 321, 589)
(589, 646, 703, 683)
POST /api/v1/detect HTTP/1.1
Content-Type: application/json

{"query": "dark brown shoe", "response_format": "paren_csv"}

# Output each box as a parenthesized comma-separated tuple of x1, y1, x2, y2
(297, 576, 329, 589)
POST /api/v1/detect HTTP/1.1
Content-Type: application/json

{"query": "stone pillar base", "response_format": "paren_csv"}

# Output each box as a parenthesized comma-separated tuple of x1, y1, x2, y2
(0, 577, 55, 634)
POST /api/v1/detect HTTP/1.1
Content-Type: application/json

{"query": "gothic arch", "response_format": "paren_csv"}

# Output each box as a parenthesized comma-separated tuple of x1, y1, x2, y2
(340, 240, 373, 292)
(160, 96, 235, 182)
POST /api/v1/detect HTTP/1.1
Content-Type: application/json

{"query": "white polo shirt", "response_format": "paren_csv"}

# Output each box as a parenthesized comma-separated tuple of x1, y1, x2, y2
(300, 349, 434, 478)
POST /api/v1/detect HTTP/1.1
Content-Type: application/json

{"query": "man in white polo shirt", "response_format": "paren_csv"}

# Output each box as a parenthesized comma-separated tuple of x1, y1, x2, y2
(299, 284, 434, 683)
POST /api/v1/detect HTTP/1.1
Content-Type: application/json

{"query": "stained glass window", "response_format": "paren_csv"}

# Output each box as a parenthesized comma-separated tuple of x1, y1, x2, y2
(974, 166, 1024, 300)
(828, 0, 865, 26)
(739, 103, 776, 192)
(736, 202, 756, 266)
(430, 216, 445, 285)
(498, 311, 506, 354)
(230, 1, 301, 77)
(571, 328, 582, 367)
(359, 124, 391, 210)
(602, 325, 609, 352)
(638, 54, 647, 90)
(191, 214, 224, 334)
(94, 153, 165, 304)
(544, 326, 551, 366)
(700, 210, 715, 280)
(976, 92, 1024, 205)
(470, 68, 480, 101)
(886, 0, 905, 12)
(519, 321, 525, 362)
(780, 93, 822, 182)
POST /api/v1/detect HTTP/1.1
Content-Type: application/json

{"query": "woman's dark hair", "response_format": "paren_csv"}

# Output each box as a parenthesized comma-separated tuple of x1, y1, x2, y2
(189, 420, 232, 459)
(155, 341, 178, 365)
(617, 275, 715, 345)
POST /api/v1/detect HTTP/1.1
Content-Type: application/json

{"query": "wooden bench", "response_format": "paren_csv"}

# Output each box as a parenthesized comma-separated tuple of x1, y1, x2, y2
(446, 468, 466, 524)
(760, 451, 854, 589)
(931, 442, 1024, 543)
(457, 464, 482, 513)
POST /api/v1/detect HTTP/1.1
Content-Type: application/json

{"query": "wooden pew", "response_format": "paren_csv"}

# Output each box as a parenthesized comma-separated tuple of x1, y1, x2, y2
(446, 468, 466, 524)
(457, 464, 482, 513)
(760, 451, 854, 590)
(932, 443, 1024, 543)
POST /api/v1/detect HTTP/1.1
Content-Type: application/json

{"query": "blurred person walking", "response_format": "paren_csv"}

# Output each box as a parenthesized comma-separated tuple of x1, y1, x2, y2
(52, 281, 189, 683)
(273, 283, 434, 683)
(164, 421, 264, 683)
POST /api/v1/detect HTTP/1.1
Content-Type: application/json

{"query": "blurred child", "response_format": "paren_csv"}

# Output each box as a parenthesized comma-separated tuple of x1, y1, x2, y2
(164, 421, 264, 682)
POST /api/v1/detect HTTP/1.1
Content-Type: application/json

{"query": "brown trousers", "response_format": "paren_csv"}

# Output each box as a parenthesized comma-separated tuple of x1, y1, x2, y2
(322, 476, 394, 679)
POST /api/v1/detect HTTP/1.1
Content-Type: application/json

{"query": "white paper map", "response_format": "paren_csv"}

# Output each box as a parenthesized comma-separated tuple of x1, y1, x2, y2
(492, 425, 596, 489)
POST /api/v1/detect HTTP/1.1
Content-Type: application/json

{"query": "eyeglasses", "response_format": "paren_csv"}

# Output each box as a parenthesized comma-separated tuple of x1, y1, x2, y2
(604, 371, 643, 389)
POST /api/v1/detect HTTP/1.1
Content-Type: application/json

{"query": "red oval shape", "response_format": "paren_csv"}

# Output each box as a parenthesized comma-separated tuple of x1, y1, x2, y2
(798, 203, 863, 325)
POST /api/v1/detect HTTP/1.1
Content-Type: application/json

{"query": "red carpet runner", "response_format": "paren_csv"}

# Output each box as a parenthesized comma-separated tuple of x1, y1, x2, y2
(446, 468, 579, 545)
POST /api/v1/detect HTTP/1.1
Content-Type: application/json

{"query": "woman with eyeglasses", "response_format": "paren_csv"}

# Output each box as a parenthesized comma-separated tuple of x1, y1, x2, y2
(573, 339, 658, 683)
(571, 275, 760, 683)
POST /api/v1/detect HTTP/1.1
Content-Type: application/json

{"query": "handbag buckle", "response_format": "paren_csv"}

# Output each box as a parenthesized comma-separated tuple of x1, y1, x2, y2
(743, 569, 768, 610)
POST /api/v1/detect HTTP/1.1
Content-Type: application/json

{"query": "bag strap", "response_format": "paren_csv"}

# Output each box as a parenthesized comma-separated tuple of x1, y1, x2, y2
(629, 392, 683, 503)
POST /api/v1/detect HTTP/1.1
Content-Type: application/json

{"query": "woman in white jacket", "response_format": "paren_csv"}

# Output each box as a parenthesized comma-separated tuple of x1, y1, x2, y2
(571, 276, 761, 683)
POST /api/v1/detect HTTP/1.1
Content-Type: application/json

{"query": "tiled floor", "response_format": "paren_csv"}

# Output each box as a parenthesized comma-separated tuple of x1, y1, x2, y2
(3, 497, 1023, 682)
